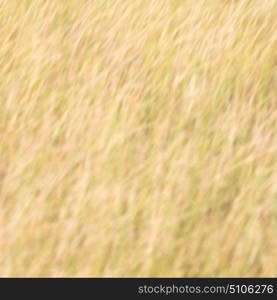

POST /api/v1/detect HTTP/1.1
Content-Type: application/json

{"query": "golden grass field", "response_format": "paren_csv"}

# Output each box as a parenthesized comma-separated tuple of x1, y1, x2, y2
(0, 0, 276, 277)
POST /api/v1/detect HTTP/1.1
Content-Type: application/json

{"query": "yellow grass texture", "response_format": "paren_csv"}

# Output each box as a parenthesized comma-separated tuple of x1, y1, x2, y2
(0, 0, 276, 277)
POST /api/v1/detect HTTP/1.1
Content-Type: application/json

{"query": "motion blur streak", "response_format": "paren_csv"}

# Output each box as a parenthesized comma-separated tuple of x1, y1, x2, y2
(0, 0, 276, 277)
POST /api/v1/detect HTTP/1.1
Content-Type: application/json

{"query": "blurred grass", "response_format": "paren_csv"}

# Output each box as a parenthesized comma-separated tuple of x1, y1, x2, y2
(0, 0, 276, 277)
